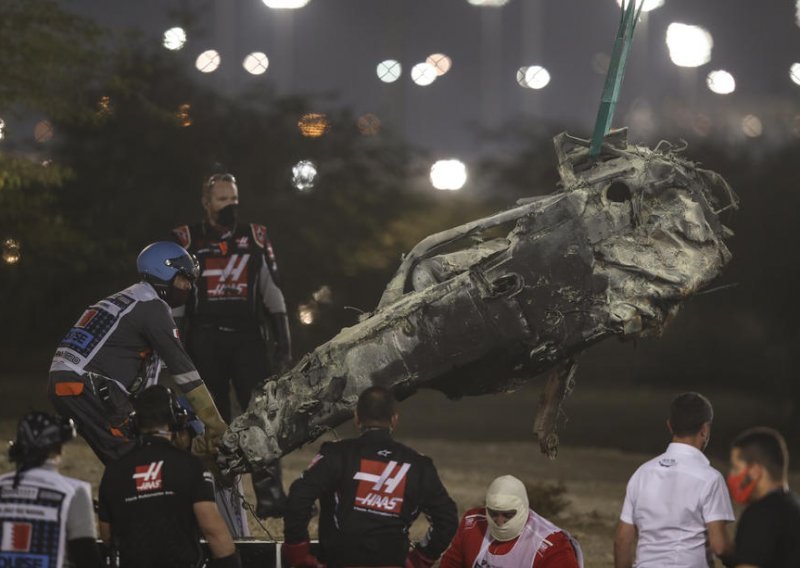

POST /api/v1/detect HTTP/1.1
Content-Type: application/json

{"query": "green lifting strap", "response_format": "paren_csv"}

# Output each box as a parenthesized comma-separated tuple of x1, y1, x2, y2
(590, 0, 643, 155)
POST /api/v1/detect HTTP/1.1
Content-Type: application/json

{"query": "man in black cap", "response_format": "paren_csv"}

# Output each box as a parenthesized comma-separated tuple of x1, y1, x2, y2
(98, 385, 241, 568)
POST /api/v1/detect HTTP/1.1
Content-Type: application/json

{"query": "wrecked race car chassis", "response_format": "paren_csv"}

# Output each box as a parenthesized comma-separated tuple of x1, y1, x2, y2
(219, 129, 738, 475)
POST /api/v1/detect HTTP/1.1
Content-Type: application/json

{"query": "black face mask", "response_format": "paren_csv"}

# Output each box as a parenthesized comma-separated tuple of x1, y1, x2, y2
(216, 204, 238, 228)
(165, 285, 191, 308)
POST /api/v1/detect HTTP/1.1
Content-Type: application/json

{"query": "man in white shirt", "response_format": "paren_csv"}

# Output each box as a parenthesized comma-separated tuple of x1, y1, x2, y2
(614, 392, 735, 568)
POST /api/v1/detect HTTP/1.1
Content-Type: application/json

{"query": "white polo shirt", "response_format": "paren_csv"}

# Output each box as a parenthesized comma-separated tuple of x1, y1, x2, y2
(620, 442, 734, 568)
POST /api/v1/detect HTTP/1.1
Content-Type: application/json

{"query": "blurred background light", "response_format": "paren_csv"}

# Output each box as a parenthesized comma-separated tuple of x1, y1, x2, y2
(0, 118, 5, 141)
(356, 113, 381, 136)
(262, 0, 311, 8)
(243, 52, 269, 75)
(426, 53, 452, 76)
(297, 303, 317, 325)
(297, 113, 329, 137)
(430, 159, 467, 191)
(96, 95, 112, 118)
(411, 62, 437, 86)
(790, 63, 800, 86)
(376, 59, 402, 83)
(516, 65, 551, 89)
(176, 103, 192, 127)
(292, 160, 318, 191)
(466, 0, 511, 6)
(666, 23, 713, 68)
(196, 50, 221, 73)
(796, 0, 800, 28)
(706, 70, 736, 95)
(34, 120, 53, 143)
(741, 114, 763, 138)
(312, 285, 333, 304)
(163, 27, 187, 50)
(2, 239, 21, 265)
(615, 0, 664, 12)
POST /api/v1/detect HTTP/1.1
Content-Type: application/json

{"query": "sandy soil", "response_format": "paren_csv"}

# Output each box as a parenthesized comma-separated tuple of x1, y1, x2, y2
(2, 377, 797, 568)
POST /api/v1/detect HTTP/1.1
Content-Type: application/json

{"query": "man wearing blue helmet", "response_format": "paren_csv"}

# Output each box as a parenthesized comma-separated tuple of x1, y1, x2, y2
(47, 241, 228, 464)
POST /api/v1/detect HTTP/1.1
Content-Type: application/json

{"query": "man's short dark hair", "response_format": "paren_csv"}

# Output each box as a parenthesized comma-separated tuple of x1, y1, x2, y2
(356, 386, 396, 425)
(134, 386, 176, 432)
(732, 427, 789, 482)
(669, 392, 713, 436)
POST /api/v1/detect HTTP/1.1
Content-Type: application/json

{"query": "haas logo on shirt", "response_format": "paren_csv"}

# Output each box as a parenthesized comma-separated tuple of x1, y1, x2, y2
(133, 461, 164, 492)
(201, 255, 250, 299)
(353, 459, 410, 515)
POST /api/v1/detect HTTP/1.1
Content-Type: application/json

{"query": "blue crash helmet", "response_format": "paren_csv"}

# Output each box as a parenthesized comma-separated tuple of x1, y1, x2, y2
(137, 241, 199, 299)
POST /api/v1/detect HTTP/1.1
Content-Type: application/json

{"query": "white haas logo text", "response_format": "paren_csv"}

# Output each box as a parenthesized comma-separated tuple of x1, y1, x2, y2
(202, 254, 250, 297)
(133, 460, 164, 491)
(353, 460, 410, 513)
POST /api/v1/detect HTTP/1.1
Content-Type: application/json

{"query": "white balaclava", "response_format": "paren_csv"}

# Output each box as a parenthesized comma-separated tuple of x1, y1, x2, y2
(485, 475, 530, 542)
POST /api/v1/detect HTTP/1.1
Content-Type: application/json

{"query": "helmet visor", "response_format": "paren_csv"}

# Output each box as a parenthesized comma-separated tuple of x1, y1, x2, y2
(165, 254, 199, 282)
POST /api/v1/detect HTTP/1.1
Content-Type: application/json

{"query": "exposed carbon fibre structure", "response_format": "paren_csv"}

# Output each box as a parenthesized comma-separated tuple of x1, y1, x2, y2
(218, 129, 738, 474)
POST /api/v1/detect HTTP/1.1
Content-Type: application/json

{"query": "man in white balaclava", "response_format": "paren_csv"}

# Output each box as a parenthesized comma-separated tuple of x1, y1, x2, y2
(440, 475, 583, 568)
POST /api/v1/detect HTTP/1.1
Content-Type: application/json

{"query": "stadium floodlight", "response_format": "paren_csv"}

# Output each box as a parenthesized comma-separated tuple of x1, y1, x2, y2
(615, 0, 664, 12)
(706, 70, 735, 95)
(411, 62, 437, 86)
(430, 160, 468, 191)
(516, 65, 551, 89)
(243, 52, 270, 75)
(163, 27, 187, 51)
(376, 60, 402, 83)
(292, 160, 318, 191)
(262, 0, 311, 8)
(790, 63, 800, 86)
(196, 50, 221, 73)
(666, 23, 713, 68)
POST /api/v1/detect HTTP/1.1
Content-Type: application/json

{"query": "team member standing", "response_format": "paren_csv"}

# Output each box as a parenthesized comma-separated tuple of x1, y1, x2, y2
(48, 241, 227, 464)
(282, 386, 458, 568)
(440, 475, 583, 568)
(0, 412, 102, 568)
(614, 392, 734, 568)
(171, 171, 291, 518)
(728, 427, 800, 567)
(98, 385, 241, 568)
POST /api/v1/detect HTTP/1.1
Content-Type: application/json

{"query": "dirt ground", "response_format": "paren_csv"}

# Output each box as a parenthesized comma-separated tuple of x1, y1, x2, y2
(2, 375, 798, 568)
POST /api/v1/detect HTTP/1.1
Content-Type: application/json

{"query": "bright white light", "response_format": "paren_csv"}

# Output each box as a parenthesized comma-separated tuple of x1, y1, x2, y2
(376, 59, 402, 83)
(163, 27, 187, 50)
(430, 160, 468, 191)
(0, 118, 5, 141)
(262, 0, 310, 8)
(292, 160, 318, 192)
(666, 23, 713, 68)
(466, 0, 510, 6)
(796, 0, 800, 28)
(426, 53, 452, 76)
(243, 52, 269, 75)
(615, 0, 664, 12)
(706, 70, 735, 95)
(741, 115, 763, 138)
(411, 62, 437, 86)
(195, 50, 221, 73)
(790, 63, 800, 86)
(516, 65, 551, 89)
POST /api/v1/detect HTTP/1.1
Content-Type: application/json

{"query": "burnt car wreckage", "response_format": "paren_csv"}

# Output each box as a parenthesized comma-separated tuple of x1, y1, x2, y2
(218, 129, 738, 476)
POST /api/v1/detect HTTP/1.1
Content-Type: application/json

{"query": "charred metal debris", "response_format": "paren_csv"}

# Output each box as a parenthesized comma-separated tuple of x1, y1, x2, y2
(219, 129, 738, 474)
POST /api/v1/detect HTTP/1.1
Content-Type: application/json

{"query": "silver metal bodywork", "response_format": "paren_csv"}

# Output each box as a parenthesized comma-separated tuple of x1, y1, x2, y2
(218, 129, 738, 474)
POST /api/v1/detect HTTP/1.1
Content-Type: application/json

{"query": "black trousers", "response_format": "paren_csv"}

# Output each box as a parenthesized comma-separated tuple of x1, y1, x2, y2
(187, 325, 270, 423)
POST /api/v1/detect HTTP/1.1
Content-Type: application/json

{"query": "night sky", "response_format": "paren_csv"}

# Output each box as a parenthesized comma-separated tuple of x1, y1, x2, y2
(65, 0, 800, 158)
